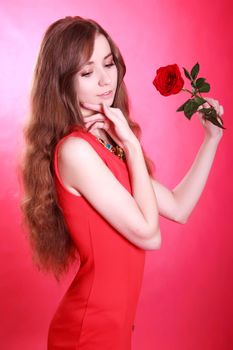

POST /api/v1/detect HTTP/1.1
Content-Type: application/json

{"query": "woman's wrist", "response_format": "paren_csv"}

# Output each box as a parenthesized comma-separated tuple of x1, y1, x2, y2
(204, 134, 222, 147)
(123, 137, 141, 157)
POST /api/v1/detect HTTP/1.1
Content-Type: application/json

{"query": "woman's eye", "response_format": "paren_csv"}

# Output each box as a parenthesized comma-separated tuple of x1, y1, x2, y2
(105, 62, 115, 67)
(81, 72, 92, 77)
(81, 62, 115, 77)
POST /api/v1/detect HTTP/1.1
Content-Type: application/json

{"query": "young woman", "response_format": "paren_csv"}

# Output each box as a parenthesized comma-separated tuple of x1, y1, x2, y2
(20, 16, 224, 350)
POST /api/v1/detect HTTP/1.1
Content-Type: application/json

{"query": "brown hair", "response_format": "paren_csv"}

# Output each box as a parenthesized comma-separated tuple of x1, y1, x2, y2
(20, 16, 156, 282)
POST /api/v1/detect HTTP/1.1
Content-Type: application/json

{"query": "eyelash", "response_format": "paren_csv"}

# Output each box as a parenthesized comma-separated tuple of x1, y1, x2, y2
(81, 62, 115, 77)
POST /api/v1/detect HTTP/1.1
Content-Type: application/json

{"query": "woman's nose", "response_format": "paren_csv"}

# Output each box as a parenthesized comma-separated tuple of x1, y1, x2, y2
(98, 69, 111, 85)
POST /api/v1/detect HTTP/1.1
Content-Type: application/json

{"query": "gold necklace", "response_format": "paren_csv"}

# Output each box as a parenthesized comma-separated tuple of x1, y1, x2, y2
(97, 137, 126, 162)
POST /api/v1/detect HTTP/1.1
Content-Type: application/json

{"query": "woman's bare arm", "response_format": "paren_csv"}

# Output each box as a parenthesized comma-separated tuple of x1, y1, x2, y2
(171, 136, 220, 223)
(124, 138, 161, 237)
(149, 177, 180, 223)
(149, 136, 221, 224)
(58, 136, 161, 250)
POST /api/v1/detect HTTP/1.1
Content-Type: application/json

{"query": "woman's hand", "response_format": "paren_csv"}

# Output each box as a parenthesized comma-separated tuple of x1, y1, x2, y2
(80, 102, 137, 148)
(197, 97, 224, 142)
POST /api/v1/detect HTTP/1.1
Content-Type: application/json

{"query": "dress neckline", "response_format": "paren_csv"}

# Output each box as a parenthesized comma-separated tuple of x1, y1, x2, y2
(73, 128, 127, 167)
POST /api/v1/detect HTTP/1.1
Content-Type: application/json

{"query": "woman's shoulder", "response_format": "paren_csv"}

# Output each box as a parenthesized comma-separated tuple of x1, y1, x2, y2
(57, 134, 93, 160)
(53, 127, 102, 197)
(54, 126, 106, 165)
(55, 127, 90, 150)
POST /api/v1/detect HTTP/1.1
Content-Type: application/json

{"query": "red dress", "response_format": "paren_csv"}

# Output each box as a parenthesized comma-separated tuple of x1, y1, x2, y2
(47, 127, 146, 349)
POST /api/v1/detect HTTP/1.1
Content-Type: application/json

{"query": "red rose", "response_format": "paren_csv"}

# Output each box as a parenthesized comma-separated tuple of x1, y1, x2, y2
(152, 64, 184, 96)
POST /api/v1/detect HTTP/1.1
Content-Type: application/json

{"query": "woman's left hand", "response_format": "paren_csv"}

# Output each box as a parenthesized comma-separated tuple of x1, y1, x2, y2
(197, 97, 224, 142)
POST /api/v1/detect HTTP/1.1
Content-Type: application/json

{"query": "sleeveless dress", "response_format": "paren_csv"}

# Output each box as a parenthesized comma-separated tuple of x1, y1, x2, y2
(47, 126, 146, 350)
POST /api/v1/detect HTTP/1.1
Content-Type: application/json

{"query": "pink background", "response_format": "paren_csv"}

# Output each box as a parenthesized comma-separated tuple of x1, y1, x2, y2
(1, 1, 233, 349)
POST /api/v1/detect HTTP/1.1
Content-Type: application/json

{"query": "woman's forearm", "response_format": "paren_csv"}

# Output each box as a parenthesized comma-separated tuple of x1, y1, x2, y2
(124, 139, 161, 240)
(172, 136, 221, 223)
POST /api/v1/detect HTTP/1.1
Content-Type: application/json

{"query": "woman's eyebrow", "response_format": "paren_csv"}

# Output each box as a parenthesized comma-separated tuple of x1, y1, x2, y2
(85, 52, 113, 66)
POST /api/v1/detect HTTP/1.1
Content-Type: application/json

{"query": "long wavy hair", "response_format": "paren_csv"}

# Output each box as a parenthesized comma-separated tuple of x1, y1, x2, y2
(20, 16, 156, 282)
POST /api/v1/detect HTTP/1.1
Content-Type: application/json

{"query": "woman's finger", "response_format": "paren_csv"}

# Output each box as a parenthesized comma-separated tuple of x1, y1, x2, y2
(101, 103, 121, 124)
(217, 116, 223, 126)
(81, 102, 127, 124)
(205, 97, 222, 115)
(205, 97, 217, 107)
(84, 103, 119, 130)
(197, 112, 205, 125)
(84, 113, 105, 122)
(210, 99, 220, 115)
(84, 113, 105, 130)
(89, 120, 110, 132)
(204, 97, 213, 103)
(81, 102, 103, 112)
(219, 105, 224, 116)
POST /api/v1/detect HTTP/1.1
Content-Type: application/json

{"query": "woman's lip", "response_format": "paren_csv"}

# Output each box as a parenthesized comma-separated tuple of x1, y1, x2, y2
(98, 90, 112, 97)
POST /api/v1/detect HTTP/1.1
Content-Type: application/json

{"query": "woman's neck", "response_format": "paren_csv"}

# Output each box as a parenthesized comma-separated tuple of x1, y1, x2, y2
(90, 128, 115, 146)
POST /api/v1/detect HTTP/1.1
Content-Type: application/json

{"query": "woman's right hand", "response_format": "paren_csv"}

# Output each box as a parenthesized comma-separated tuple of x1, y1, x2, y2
(80, 102, 138, 149)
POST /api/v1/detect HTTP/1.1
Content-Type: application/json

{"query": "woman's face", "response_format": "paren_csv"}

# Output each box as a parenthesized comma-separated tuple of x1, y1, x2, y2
(74, 34, 118, 118)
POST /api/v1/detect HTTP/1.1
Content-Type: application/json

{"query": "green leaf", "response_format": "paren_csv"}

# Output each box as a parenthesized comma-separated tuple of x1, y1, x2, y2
(191, 62, 200, 80)
(198, 82, 210, 93)
(198, 107, 217, 118)
(207, 115, 225, 129)
(196, 78, 206, 89)
(176, 99, 191, 112)
(193, 96, 206, 106)
(182, 67, 192, 81)
(184, 100, 199, 119)
(199, 109, 226, 129)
